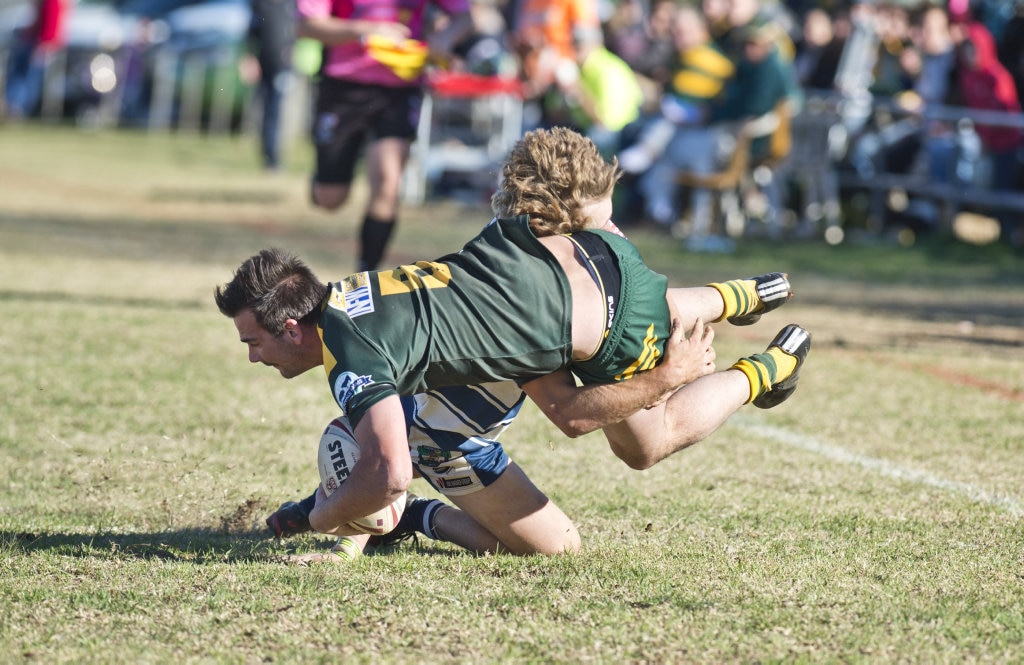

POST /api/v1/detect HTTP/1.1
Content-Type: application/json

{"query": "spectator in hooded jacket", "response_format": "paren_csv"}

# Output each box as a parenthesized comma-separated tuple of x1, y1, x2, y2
(954, 21, 1024, 248)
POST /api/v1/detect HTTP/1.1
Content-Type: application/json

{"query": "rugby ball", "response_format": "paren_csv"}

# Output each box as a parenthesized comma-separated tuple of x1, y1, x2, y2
(317, 417, 407, 535)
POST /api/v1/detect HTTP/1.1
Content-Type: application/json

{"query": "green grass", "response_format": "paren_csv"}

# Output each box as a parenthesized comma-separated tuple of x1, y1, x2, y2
(1, 124, 1023, 663)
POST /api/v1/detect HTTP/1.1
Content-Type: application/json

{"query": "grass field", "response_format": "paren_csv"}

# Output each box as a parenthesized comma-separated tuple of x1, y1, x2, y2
(1, 124, 1023, 663)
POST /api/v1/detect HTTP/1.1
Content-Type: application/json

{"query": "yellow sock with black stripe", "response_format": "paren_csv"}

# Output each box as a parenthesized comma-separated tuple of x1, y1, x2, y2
(708, 279, 760, 322)
(732, 348, 798, 403)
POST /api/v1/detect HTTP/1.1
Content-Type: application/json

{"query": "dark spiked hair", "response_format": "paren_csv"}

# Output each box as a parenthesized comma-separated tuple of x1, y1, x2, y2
(214, 248, 328, 335)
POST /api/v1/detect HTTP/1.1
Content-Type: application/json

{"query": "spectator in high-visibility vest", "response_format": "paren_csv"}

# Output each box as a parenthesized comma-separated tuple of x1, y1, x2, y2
(560, 33, 645, 159)
(506, 0, 602, 128)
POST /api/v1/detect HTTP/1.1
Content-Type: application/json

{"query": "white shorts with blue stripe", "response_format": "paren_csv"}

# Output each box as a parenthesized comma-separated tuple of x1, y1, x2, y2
(401, 382, 524, 496)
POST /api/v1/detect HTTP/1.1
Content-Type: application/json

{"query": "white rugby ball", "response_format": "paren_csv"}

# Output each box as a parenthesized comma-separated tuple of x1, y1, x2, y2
(317, 417, 407, 535)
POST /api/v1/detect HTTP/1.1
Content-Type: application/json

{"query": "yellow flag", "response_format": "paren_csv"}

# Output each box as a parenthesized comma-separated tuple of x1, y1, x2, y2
(364, 35, 429, 81)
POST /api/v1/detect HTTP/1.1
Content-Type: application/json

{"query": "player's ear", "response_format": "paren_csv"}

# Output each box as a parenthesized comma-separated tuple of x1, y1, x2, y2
(282, 318, 303, 344)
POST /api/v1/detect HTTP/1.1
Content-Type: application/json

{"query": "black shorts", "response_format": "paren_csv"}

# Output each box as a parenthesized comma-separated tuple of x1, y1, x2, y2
(311, 78, 422, 185)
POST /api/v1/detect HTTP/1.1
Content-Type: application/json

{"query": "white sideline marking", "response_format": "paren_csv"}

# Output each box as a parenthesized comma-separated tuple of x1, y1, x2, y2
(734, 419, 1024, 516)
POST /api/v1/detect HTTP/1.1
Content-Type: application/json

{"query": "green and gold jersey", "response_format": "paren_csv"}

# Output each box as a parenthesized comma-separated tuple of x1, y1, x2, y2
(320, 216, 573, 425)
(319, 216, 673, 426)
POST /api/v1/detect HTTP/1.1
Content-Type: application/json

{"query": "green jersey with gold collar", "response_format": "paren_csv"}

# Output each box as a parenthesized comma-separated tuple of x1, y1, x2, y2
(319, 216, 671, 425)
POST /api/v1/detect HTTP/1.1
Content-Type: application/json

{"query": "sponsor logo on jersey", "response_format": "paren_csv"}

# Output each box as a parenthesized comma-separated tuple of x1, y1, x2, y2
(334, 273, 374, 318)
(326, 288, 347, 312)
(437, 476, 473, 489)
(333, 371, 374, 409)
(415, 446, 456, 467)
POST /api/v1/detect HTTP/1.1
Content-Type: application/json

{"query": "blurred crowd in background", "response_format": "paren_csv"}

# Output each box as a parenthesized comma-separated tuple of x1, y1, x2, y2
(2, 0, 1023, 251)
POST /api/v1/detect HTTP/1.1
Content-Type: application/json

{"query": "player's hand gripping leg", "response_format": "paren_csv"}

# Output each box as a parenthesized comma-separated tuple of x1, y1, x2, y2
(644, 317, 716, 409)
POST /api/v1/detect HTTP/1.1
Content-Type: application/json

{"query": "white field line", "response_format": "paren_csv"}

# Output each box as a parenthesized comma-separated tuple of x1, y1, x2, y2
(734, 418, 1024, 517)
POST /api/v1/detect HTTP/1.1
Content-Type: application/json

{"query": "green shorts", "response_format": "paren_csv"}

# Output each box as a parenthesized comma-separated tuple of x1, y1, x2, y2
(569, 229, 671, 385)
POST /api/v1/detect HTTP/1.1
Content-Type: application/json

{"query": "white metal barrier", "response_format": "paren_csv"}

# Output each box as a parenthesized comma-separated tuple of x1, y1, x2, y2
(786, 92, 1024, 237)
(403, 71, 524, 205)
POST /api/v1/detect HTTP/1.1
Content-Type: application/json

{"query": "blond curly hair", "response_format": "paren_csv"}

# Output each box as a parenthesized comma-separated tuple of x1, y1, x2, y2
(491, 127, 620, 237)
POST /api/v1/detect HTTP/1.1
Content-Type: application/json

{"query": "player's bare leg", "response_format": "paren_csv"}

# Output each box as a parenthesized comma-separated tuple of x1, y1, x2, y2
(310, 181, 352, 211)
(444, 462, 580, 555)
(665, 286, 728, 329)
(372, 463, 580, 556)
(364, 137, 409, 221)
(602, 369, 750, 469)
(358, 137, 411, 270)
(603, 323, 812, 470)
(667, 272, 793, 330)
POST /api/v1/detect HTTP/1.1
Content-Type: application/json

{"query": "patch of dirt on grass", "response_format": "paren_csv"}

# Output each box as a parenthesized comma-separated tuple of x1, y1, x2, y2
(220, 496, 272, 533)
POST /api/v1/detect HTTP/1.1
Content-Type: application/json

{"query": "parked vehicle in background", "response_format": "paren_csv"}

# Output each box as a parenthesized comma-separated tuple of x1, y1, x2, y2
(1, 0, 252, 130)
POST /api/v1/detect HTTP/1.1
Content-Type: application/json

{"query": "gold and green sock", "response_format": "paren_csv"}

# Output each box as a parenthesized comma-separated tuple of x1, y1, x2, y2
(732, 348, 798, 403)
(708, 278, 761, 322)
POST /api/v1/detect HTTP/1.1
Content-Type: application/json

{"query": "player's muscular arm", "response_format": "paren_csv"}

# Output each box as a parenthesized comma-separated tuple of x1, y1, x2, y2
(308, 396, 413, 534)
(297, 16, 411, 46)
(522, 319, 716, 437)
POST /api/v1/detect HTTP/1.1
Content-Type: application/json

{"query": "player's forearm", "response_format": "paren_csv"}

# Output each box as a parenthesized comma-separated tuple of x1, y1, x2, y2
(297, 17, 409, 46)
(523, 369, 677, 438)
(308, 464, 409, 534)
(309, 399, 413, 533)
(559, 373, 679, 435)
